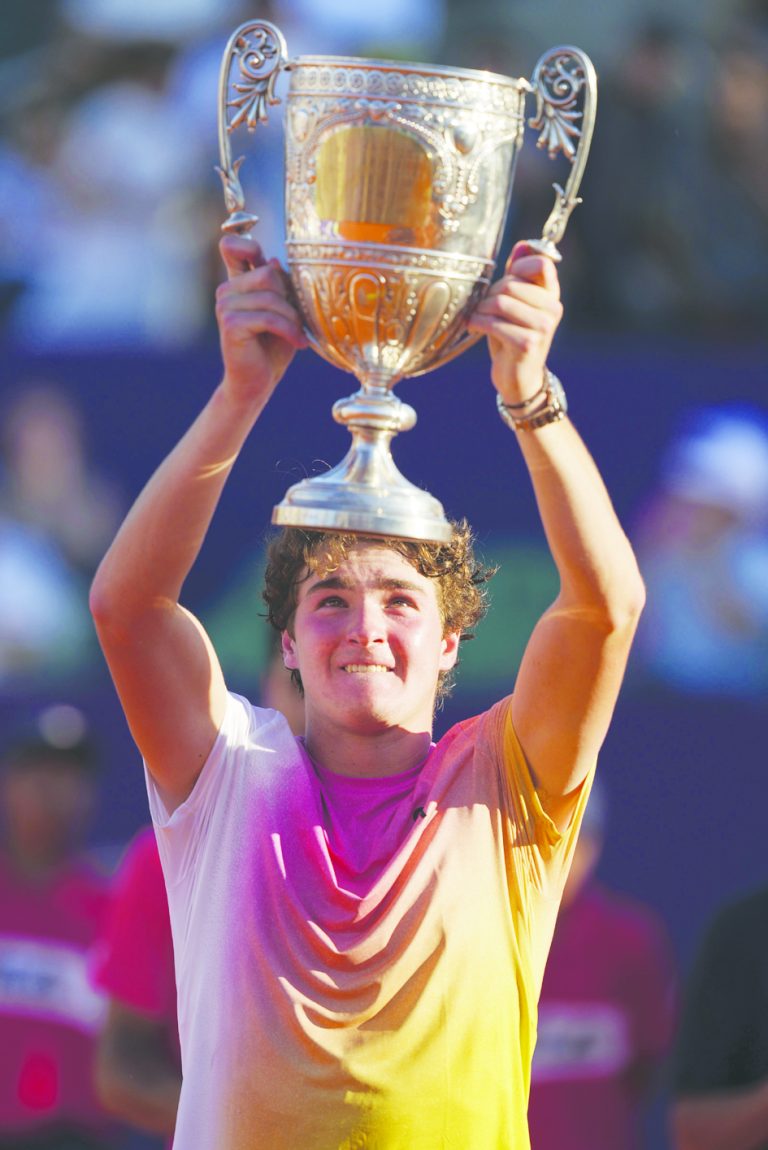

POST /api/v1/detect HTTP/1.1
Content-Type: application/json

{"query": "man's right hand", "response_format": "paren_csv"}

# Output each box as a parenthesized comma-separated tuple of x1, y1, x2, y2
(216, 235, 308, 407)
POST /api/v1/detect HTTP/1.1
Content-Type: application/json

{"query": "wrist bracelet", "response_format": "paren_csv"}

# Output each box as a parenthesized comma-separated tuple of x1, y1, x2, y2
(499, 377, 549, 411)
(496, 370, 568, 432)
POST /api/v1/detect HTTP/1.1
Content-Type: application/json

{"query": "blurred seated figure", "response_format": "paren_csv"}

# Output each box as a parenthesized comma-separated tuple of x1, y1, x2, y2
(6, 33, 212, 349)
(670, 884, 768, 1150)
(569, 17, 706, 334)
(528, 782, 678, 1150)
(686, 19, 768, 340)
(92, 825, 179, 1149)
(0, 90, 67, 329)
(0, 703, 116, 1150)
(633, 405, 768, 697)
(0, 383, 123, 577)
(0, 383, 124, 685)
(0, 517, 92, 682)
(569, 14, 768, 340)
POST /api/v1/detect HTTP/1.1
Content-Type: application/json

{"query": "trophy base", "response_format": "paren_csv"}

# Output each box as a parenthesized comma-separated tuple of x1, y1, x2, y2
(272, 473, 453, 544)
(272, 395, 453, 543)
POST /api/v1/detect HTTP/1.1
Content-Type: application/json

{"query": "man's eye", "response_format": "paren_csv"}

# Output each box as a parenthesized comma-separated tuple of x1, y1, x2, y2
(389, 595, 416, 608)
(318, 595, 346, 608)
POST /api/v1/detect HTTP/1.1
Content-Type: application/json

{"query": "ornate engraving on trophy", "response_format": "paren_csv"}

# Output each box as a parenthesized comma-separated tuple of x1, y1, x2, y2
(217, 23, 596, 541)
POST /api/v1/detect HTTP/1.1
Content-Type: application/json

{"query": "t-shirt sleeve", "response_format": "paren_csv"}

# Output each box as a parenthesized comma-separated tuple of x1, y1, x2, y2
(672, 902, 757, 1094)
(92, 829, 176, 1019)
(498, 699, 596, 900)
(482, 698, 596, 994)
(144, 692, 290, 892)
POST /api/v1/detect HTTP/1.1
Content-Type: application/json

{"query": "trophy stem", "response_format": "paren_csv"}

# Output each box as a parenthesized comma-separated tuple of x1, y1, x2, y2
(333, 384, 415, 434)
(272, 385, 452, 542)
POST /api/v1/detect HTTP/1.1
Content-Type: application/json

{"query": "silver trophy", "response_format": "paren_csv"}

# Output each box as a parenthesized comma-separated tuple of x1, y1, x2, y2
(217, 23, 596, 542)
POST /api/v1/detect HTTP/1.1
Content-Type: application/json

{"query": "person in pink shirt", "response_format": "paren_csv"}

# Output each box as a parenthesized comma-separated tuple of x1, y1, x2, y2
(89, 235, 645, 1149)
(92, 824, 180, 1146)
(528, 782, 678, 1150)
(0, 704, 115, 1150)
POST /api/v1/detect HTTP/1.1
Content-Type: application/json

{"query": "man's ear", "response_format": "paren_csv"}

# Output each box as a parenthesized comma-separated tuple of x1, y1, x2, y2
(440, 631, 461, 671)
(281, 629, 298, 670)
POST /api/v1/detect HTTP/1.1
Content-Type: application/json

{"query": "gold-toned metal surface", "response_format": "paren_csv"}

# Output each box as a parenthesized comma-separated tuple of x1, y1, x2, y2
(217, 22, 597, 541)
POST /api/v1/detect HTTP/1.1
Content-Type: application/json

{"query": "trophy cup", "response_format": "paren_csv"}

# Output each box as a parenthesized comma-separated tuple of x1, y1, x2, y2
(217, 23, 596, 542)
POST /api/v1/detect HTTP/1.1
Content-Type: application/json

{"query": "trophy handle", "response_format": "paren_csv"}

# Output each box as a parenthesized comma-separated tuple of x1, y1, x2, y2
(216, 20, 289, 235)
(524, 46, 597, 262)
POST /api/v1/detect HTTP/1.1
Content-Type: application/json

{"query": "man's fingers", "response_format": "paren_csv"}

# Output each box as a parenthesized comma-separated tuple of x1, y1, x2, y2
(217, 286, 304, 327)
(474, 282, 563, 330)
(217, 261, 289, 299)
(505, 242, 561, 293)
(220, 309, 308, 350)
(219, 234, 267, 280)
(468, 312, 551, 354)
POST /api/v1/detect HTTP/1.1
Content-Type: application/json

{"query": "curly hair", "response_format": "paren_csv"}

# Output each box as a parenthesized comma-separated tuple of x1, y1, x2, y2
(262, 521, 496, 704)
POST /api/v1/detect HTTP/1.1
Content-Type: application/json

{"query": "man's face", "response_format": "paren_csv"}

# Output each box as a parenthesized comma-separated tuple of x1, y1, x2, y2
(1, 759, 94, 864)
(282, 543, 459, 739)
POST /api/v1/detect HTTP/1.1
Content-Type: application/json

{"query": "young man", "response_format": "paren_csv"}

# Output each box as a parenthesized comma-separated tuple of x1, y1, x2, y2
(90, 235, 645, 1149)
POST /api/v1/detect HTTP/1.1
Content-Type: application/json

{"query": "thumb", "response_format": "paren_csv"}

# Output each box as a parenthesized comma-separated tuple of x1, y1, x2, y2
(505, 241, 560, 291)
(505, 240, 537, 270)
(219, 235, 266, 280)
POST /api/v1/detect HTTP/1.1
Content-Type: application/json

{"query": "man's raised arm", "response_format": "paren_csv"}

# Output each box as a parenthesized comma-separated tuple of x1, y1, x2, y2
(469, 243, 645, 825)
(90, 237, 307, 810)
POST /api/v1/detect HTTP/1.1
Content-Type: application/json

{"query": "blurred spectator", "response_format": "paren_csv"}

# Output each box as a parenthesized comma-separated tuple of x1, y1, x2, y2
(0, 383, 123, 576)
(528, 781, 678, 1150)
(572, 17, 708, 334)
(0, 516, 92, 683)
(0, 0, 766, 343)
(0, 703, 116, 1150)
(441, 0, 723, 74)
(0, 2, 63, 65)
(166, 0, 288, 274)
(633, 404, 768, 697)
(687, 19, 768, 339)
(0, 0, 451, 350)
(91, 633, 303, 1146)
(60, 0, 243, 43)
(669, 884, 768, 1150)
(169, 0, 448, 304)
(0, 382, 124, 685)
(0, 87, 70, 329)
(5, 24, 214, 349)
(574, 13, 768, 339)
(276, 0, 445, 59)
(91, 825, 178, 1149)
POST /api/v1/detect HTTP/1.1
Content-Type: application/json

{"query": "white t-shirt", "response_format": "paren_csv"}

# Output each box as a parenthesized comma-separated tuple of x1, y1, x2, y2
(147, 691, 592, 1149)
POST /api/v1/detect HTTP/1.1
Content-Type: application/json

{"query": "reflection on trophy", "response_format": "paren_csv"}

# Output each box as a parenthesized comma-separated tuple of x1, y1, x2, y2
(217, 23, 596, 542)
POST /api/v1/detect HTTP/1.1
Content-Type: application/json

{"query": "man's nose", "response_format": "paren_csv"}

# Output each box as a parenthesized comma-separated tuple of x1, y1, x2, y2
(347, 600, 386, 644)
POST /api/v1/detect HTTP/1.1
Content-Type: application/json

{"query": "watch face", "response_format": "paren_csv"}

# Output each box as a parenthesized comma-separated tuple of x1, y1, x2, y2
(546, 371, 567, 412)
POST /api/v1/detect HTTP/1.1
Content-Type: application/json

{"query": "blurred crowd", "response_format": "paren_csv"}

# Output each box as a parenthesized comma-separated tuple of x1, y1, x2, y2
(0, 0, 767, 346)
(1, 2, 768, 1148)
(0, 0, 446, 350)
